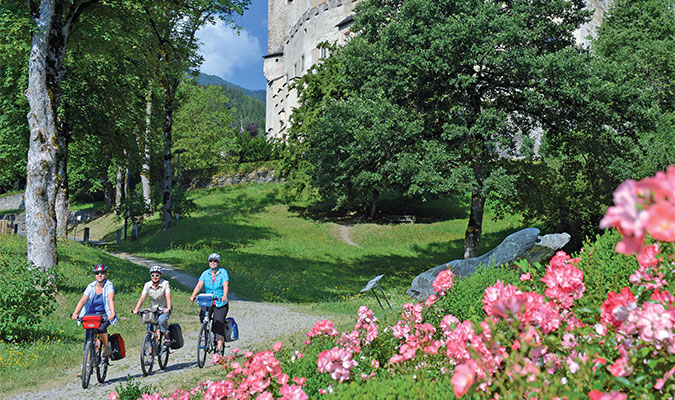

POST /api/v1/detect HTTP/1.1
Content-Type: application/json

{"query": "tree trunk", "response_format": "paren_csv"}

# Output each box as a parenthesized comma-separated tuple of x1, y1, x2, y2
(161, 80, 177, 231)
(140, 82, 153, 215)
(115, 164, 123, 212)
(104, 175, 113, 212)
(463, 183, 486, 259)
(25, 1, 64, 270)
(55, 133, 69, 238)
(368, 189, 379, 220)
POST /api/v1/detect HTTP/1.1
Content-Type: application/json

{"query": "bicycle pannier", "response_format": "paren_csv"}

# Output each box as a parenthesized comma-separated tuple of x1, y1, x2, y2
(110, 333, 126, 360)
(81, 315, 101, 329)
(224, 317, 239, 342)
(168, 323, 184, 349)
(140, 310, 158, 324)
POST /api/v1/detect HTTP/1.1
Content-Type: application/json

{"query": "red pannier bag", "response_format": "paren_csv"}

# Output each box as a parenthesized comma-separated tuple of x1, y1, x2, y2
(81, 315, 101, 329)
(110, 333, 126, 360)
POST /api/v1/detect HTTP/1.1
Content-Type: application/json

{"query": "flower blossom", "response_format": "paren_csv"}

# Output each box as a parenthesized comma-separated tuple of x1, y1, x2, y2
(433, 269, 456, 295)
(317, 347, 358, 383)
(600, 287, 636, 329)
(541, 251, 585, 309)
(451, 364, 475, 398)
(588, 390, 627, 400)
(305, 319, 338, 344)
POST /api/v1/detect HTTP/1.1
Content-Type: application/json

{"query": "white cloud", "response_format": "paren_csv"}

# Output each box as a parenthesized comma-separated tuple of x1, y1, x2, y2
(196, 20, 263, 81)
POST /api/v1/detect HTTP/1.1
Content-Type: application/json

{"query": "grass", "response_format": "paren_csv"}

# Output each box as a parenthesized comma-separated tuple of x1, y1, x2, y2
(97, 182, 525, 305)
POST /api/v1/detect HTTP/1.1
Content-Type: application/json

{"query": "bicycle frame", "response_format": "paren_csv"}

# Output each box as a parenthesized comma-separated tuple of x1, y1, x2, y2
(138, 309, 169, 375)
(78, 315, 109, 389)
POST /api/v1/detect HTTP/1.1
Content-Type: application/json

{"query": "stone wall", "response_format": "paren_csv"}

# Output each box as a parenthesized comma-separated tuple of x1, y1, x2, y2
(0, 193, 24, 211)
(187, 170, 279, 189)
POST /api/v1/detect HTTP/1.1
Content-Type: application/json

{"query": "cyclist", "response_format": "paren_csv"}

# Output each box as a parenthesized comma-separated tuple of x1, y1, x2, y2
(132, 265, 172, 347)
(189, 253, 229, 353)
(71, 264, 117, 357)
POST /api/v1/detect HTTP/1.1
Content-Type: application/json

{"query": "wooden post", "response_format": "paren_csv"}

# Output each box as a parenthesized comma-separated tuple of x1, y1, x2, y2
(13, 224, 18, 235)
(0, 220, 10, 235)
(83, 227, 90, 244)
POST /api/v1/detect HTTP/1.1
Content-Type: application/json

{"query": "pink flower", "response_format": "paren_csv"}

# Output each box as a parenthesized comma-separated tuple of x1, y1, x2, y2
(600, 180, 649, 255)
(637, 243, 662, 268)
(600, 287, 636, 329)
(256, 392, 274, 400)
(305, 319, 338, 344)
(432, 269, 455, 296)
(646, 201, 675, 241)
(588, 390, 627, 400)
(520, 272, 532, 281)
(292, 376, 307, 385)
(635, 302, 675, 343)
(541, 251, 585, 309)
(451, 364, 475, 398)
(273, 341, 283, 352)
(317, 347, 358, 383)
(108, 392, 119, 400)
(483, 281, 522, 317)
(279, 384, 308, 400)
(608, 356, 632, 377)
(425, 294, 438, 307)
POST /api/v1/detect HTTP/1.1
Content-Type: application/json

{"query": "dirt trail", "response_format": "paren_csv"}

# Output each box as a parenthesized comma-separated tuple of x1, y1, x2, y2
(5, 256, 329, 400)
(337, 224, 360, 247)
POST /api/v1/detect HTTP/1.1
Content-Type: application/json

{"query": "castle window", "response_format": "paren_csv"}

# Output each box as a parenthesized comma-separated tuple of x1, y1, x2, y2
(320, 47, 328, 59)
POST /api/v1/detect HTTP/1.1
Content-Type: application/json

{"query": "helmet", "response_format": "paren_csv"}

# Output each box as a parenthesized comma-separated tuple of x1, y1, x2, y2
(208, 253, 221, 262)
(93, 264, 108, 273)
(149, 265, 163, 274)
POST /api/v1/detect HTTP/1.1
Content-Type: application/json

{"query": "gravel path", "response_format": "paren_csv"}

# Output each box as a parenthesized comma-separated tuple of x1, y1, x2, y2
(337, 224, 359, 247)
(5, 255, 329, 400)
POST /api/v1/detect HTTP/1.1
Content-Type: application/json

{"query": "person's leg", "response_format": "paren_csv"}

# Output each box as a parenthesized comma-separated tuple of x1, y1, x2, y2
(158, 311, 171, 343)
(211, 304, 229, 351)
(97, 320, 111, 356)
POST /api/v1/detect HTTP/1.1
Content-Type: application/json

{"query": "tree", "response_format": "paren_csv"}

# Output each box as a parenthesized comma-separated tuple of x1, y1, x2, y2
(292, 0, 603, 257)
(173, 79, 238, 170)
(142, 0, 250, 230)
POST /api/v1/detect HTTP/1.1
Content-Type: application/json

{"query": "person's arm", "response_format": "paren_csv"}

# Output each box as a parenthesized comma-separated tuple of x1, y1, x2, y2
(107, 290, 116, 321)
(132, 293, 147, 314)
(221, 280, 229, 303)
(164, 291, 172, 313)
(71, 294, 89, 320)
(189, 280, 204, 302)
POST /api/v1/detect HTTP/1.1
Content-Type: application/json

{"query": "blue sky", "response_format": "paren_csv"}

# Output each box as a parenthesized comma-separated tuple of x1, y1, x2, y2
(197, 0, 268, 91)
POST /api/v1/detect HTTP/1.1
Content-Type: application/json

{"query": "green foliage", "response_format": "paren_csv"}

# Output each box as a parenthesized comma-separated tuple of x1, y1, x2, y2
(0, 253, 59, 341)
(429, 265, 521, 324)
(115, 376, 154, 400)
(174, 79, 239, 169)
(574, 230, 638, 319)
(116, 187, 150, 226)
(331, 374, 457, 399)
(170, 185, 197, 217)
(234, 131, 280, 164)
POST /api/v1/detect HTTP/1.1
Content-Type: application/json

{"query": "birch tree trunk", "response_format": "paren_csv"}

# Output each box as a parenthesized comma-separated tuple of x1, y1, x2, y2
(140, 83, 153, 214)
(115, 164, 123, 211)
(25, 0, 63, 270)
(161, 79, 178, 230)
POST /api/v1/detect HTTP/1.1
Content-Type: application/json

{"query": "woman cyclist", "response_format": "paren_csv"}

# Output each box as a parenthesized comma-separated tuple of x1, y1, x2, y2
(71, 264, 117, 357)
(132, 265, 172, 347)
(189, 253, 229, 353)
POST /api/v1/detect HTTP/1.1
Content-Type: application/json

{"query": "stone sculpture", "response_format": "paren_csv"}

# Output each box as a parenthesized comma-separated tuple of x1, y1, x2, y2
(406, 228, 571, 301)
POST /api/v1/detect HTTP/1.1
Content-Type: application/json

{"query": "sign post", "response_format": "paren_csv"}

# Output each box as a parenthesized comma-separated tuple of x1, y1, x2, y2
(360, 274, 392, 311)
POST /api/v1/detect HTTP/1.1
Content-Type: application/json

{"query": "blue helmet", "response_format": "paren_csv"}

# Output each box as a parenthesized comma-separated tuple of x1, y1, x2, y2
(93, 264, 108, 273)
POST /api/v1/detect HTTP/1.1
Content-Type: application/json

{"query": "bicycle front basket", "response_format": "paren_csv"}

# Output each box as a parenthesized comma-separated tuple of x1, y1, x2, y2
(81, 315, 101, 329)
(140, 310, 158, 324)
(197, 294, 214, 307)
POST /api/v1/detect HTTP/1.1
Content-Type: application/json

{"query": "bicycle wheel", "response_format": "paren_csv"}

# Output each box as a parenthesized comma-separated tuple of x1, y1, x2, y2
(140, 333, 154, 376)
(157, 338, 169, 370)
(96, 342, 108, 383)
(81, 339, 94, 389)
(197, 324, 209, 368)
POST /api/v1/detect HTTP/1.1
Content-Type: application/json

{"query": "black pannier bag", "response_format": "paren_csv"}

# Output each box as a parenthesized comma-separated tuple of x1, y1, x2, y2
(109, 333, 126, 360)
(168, 323, 184, 349)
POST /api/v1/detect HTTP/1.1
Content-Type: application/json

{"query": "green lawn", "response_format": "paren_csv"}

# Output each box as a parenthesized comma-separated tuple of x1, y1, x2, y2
(104, 182, 526, 304)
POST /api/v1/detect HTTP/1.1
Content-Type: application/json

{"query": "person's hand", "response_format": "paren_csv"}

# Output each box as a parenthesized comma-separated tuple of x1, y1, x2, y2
(189, 295, 196, 302)
(70, 312, 78, 320)
(132, 309, 138, 315)
(220, 296, 227, 303)
(163, 308, 171, 314)
(108, 313, 115, 321)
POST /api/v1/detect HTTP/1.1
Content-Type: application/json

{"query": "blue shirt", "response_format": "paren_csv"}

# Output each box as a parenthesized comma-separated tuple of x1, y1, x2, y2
(199, 268, 229, 308)
(78, 279, 117, 326)
(87, 292, 105, 315)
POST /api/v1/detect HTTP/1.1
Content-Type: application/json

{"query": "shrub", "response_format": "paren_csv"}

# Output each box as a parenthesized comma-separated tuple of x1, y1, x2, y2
(430, 265, 521, 324)
(113, 376, 154, 400)
(0, 253, 59, 341)
(332, 373, 456, 399)
(574, 230, 638, 320)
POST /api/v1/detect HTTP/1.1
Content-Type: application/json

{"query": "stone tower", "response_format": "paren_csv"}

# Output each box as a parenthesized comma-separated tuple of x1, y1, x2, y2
(263, 0, 614, 139)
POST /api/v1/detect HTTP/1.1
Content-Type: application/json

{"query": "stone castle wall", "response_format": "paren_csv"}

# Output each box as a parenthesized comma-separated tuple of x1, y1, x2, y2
(264, 0, 614, 139)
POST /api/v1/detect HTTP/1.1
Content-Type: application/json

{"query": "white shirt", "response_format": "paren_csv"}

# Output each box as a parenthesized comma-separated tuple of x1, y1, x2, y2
(142, 279, 170, 309)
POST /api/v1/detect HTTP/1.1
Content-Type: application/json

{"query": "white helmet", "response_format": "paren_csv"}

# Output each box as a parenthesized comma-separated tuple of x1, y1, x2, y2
(149, 265, 163, 274)
(208, 253, 221, 262)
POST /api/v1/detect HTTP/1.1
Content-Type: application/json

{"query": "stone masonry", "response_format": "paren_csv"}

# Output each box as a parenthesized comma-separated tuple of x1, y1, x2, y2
(263, 0, 614, 139)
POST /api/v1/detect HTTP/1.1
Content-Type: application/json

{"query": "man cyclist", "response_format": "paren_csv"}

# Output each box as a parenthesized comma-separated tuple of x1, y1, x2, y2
(189, 253, 229, 353)
(132, 265, 172, 347)
(71, 264, 117, 357)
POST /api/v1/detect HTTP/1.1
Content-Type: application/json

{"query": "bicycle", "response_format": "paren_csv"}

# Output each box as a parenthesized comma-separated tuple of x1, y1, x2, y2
(137, 308, 170, 376)
(78, 315, 109, 389)
(194, 294, 224, 368)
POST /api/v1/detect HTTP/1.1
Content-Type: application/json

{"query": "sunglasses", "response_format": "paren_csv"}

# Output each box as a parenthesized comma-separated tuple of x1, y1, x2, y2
(150, 274, 161, 277)
(95, 271, 107, 275)
(209, 260, 218, 263)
